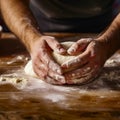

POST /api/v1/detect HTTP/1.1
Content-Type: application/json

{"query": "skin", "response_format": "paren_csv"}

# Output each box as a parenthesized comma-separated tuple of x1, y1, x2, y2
(0, 0, 120, 85)
(62, 14, 120, 84)
(0, 0, 66, 85)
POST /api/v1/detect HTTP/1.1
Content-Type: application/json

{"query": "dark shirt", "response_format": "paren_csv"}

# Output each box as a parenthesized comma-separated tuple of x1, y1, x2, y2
(30, 0, 114, 32)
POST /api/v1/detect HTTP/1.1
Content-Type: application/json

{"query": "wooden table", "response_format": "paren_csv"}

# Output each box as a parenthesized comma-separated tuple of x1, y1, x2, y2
(0, 33, 120, 120)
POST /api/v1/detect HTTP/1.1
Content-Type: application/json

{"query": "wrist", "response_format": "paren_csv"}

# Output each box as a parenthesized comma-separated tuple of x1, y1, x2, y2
(96, 28, 120, 58)
(95, 36, 111, 59)
(23, 26, 42, 52)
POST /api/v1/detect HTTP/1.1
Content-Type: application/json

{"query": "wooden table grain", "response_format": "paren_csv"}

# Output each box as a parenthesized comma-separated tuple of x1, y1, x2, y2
(0, 33, 120, 120)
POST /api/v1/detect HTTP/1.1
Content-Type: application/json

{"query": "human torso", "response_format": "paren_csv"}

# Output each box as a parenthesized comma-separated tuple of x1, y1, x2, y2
(30, 0, 113, 19)
(30, 0, 114, 32)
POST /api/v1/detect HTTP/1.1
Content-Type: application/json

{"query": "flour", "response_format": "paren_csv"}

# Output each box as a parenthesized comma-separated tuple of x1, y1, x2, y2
(24, 41, 79, 77)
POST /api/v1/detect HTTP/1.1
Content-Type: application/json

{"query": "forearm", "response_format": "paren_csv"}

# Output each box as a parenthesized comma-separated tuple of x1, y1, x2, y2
(0, 0, 42, 52)
(97, 13, 120, 58)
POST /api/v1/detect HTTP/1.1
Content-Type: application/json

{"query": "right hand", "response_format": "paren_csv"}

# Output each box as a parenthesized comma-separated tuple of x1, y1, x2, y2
(30, 36, 67, 85)
(62, 38, 108, 84)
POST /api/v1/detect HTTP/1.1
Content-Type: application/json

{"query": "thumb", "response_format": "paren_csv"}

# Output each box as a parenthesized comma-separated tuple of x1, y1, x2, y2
(45, 36, 67, 54)
(68, 38, 93, 55)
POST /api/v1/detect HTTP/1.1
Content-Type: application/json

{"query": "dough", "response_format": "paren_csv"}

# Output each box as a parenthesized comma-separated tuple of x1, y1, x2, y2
(24, 60, 37, 77)
(25, 41, 95, 85)
(52, 42, 77, 65)
(24, 41, 78, 77)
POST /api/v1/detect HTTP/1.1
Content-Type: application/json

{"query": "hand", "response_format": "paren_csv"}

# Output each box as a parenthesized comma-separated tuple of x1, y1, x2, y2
(62, 38, 109, 84)
(30, 36, 67, 85)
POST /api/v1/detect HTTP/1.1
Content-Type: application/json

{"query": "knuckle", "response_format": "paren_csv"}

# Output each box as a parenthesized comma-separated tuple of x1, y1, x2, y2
(40, 48, 47, 54)
(55, 43, 62, 49)
(42, 36, 55, 42)
(79, 38, 86, 41)
(42, 73, 47, 79)
(32, 57, 37, 64)
(86, 38, 93, 42)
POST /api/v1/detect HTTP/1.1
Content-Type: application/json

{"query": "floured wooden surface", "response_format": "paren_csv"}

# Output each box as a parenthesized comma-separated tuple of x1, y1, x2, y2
(0, 53, 120, 119)
(0, 35, 120, 119)
(1, 51, 120, 91)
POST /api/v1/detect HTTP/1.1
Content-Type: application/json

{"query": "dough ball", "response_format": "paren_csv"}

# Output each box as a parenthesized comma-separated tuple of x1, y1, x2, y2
(24, 42, 82, 77)
(24, 41, 78, 77)
(24, 41, 95, 85)
(24, 60, 37, 77)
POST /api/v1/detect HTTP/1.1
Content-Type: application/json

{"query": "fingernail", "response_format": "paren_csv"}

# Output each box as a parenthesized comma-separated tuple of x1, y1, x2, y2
(61, 64, 66, 68)
(61, 63, 68, 69)
(52, 65, 62, 74)
(55, 75, 66, 83)
(59, 48, 66, 54)
(60, 77, 66, 83)
(71, 73, 76, 77)
(85, 67, 91, 71)
(68, 48, 75, 54)
(83, 67, 91, 73)
(56, 47, 66, 54)
(56, 69, 62, 74)
(87, 38, 93, 42)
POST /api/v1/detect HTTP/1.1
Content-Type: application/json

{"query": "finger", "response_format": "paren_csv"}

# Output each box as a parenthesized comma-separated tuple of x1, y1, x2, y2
(68, 38, 93, 55)
(48, 70, 66, 84)
(33, 56, 48, 71)
(33, 61, 66, 84)
(65, 64, 100, 84)
(70, 68, 100, 85)
(32, 55, 49, 77)
(66, 74, 96, 85)
(65, 64, 92, 80)
(33, 63, 47, 80)
(61, 51, 90, 70)
(38, 49, 63, 74)
(45, 76, 65, 85)
(34, 56, 65, 84)
(66, 69, 95, 84)
(45, 36, 67, 54)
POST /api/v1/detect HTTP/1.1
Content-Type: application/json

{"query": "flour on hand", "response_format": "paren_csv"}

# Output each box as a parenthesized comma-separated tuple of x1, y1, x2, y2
(24, 41, 95, 84)
(24, 41, 78, 77)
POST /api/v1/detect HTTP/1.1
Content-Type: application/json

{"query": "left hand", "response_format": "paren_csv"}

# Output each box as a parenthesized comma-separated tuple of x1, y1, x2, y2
(30, 36, 66, 85)
(61, 38, 109, 84)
